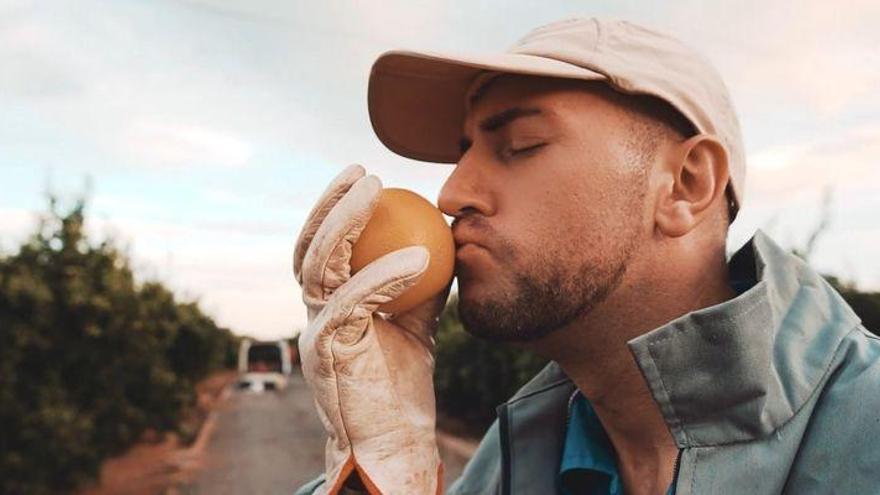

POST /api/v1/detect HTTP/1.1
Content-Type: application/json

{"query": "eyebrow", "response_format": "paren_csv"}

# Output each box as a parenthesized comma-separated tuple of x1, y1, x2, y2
(479, 106, 544, 132)
(458, 106, 546, 155)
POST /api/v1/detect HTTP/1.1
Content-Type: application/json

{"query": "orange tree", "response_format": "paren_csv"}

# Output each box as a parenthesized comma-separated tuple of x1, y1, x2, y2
(0, 198, 238, 494)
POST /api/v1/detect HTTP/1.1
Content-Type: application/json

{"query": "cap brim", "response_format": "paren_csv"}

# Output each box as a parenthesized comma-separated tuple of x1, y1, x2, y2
(368, 50, 606, 163)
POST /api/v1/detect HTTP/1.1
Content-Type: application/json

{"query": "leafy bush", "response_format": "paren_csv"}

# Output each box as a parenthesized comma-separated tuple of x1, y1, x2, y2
(433, 295, 547, 433)
(0, 198, 238, 494)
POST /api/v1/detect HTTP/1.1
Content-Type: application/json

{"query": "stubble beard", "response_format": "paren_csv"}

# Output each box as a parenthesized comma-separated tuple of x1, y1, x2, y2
(457, 233, 637, 342)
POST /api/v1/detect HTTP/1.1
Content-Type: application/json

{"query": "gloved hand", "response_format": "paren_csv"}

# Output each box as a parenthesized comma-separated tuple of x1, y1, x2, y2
(293, 164, 447, 495)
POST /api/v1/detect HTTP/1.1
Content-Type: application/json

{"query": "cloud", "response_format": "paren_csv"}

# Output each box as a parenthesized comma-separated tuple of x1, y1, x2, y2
(0, 0, 299, 170)
(730, 123, 880, 290)
(0, 207, 39, 251)
(666, 0, 880, 116)
(122, 120, 253, 168)
(88, 212, 306, 338)
(0, 12, 86, 98)
(745, 124, 880, 203)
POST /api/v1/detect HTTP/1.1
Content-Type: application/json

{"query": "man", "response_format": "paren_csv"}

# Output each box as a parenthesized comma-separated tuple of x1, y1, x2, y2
(293, 18, 880, 495)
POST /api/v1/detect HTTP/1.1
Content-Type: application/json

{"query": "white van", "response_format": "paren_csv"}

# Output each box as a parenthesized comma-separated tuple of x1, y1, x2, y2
(236, 339, 292, 392)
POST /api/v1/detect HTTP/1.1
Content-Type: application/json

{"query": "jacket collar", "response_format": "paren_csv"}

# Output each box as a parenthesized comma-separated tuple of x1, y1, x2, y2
(628, 229, 860, 446)
(506, 230, 861, 448)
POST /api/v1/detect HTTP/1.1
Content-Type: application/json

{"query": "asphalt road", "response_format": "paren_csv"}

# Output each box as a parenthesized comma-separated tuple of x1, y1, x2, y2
(188, 371, 468, 495)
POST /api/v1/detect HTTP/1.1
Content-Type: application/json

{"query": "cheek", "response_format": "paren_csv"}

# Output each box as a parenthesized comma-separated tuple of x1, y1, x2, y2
(485, 138, 636, 257)
(498, 188, 593, 261)
(497, 171, 627, 264)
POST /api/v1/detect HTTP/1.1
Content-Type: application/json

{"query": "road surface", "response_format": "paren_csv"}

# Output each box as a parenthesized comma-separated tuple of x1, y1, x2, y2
(187, 371, 469, 494)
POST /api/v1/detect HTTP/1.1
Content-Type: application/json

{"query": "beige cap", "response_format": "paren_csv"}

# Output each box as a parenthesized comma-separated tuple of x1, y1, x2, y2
(368, 17, 746, 211)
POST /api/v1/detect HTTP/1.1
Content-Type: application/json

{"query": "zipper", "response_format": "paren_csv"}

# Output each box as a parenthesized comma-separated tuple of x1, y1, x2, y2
(497, 403, 511, 495)
(670, 448, 683, 494)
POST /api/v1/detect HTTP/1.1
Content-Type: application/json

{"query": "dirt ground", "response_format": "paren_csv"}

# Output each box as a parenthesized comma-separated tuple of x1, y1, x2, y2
(79, 371, 238, 495)
(80, 371, 478, 494)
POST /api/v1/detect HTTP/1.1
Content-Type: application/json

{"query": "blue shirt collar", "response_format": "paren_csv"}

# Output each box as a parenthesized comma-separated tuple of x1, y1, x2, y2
(559, 392, 622, 494)
(558, 271, 756, 494)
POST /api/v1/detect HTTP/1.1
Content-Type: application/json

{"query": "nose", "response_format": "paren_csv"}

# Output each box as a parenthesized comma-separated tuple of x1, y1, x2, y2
(437, 152, 495, 219)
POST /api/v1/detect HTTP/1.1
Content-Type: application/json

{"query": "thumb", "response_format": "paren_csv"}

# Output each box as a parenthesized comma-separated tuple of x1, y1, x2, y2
(327, 246, 429, 345)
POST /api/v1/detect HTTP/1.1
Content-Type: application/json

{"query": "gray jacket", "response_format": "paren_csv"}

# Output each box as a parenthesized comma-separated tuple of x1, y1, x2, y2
(297, 231, 880, 494)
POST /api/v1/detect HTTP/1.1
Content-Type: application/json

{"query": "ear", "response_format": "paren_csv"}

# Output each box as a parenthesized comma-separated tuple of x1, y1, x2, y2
(654, 135, 730, 237)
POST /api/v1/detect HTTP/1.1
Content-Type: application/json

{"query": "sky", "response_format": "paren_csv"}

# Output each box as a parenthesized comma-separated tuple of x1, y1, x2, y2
(2, 0, 879, 340)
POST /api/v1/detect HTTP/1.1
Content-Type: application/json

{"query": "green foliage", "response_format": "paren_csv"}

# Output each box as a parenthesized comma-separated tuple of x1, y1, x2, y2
(433, 295, 547, 432)
(0, 198, 239, 494)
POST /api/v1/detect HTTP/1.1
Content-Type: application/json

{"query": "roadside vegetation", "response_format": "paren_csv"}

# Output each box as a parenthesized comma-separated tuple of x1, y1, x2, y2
(0, 198, 238, 494)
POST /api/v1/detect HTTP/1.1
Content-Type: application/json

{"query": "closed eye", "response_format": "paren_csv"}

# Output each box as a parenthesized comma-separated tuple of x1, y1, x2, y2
(509, 142, 547, 156)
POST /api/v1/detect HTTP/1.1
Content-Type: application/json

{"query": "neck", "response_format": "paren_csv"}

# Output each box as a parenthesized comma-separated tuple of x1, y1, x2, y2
(528, 236, 736, 486)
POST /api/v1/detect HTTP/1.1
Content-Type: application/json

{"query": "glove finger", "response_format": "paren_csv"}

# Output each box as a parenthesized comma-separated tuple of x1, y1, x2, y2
(326, 246, 429, 346)
(293, 164, 365, 284)
(300, 174, 382, 307)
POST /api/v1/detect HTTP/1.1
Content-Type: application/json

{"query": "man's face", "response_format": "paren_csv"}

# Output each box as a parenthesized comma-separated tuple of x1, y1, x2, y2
(438, 75, 651, 342)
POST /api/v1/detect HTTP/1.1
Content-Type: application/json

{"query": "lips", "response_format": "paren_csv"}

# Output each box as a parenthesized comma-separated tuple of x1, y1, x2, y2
(455, 238, 484, 249)
(452, 224, 486, 251)
(455, 243, 484, 256)
(453, 233, 489, 266)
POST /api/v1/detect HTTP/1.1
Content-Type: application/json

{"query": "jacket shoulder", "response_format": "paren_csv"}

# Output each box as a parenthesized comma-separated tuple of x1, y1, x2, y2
(784, 326, 880, 491)
(446, 420, 502, 495)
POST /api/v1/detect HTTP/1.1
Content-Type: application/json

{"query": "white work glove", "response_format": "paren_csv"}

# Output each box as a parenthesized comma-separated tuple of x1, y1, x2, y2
(293, 164, 447, 495)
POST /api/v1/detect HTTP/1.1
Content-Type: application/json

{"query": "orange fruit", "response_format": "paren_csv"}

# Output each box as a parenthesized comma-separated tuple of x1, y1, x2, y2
(350, 188, 454, 314)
